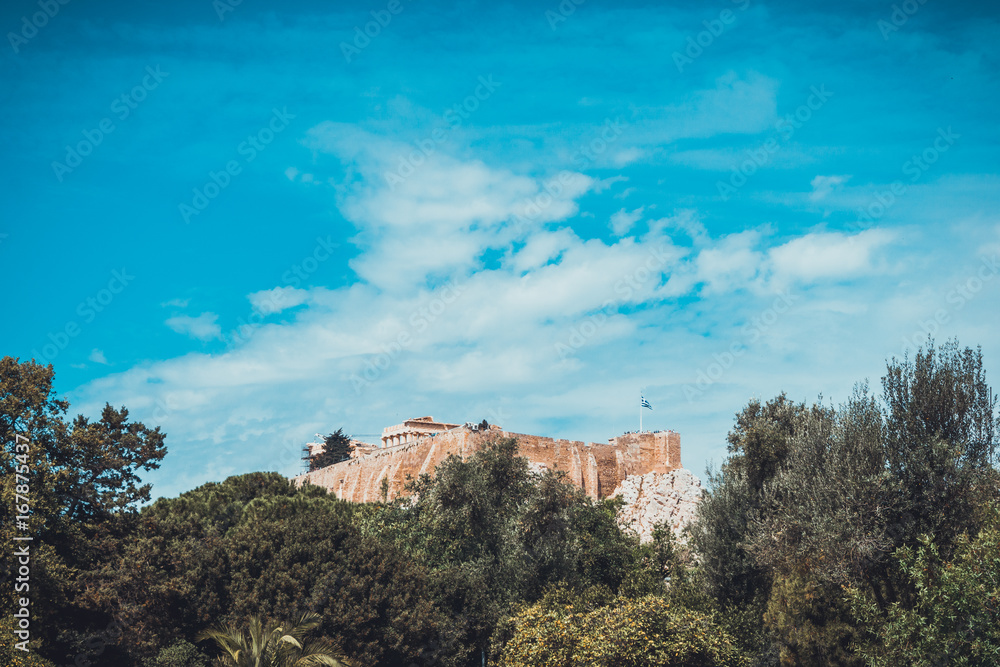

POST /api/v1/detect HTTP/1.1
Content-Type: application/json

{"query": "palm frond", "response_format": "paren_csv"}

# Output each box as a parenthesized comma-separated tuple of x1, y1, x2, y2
(198, 613, 353, 667)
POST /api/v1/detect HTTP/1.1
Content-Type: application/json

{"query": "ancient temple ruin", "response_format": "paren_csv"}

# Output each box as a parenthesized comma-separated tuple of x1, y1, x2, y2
(294, 417, 681, 503)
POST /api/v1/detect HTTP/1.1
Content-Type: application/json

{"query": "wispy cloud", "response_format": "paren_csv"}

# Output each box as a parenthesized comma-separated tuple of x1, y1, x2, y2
(809, 174, 851, 202)
(610, 207, 644, 236)
(249, 287, 310, 315)
(165, 313, 223, 341)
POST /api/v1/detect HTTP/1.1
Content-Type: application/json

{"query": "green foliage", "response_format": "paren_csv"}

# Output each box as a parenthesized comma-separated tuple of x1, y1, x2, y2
(143, 640, 210, 667)
(726, 393, 820, 492)
(692, 395, 828, 607)
(378, 436, 659, 660)
(0, 615, 57, 667)
(76, 475, 298, 661)
(492, 593, 749, 667)
(848, 508, 1000, 667)
(197, 612, 352, 666)
(228, 495, 448, 666)
(85, 472, 452, 667)
(880, 341, 999, 559)
(689, 466, 765, 610)
(764, 569, 863, 666)
(57, 403, 167, 522)
(687, 394, 822, 664)
(747, 388, 886, 588)
(0, 357, 166, 662)
(748, 342, 998, 618)
(713, 340, 1000, 664)
(309, 429, 354, 471)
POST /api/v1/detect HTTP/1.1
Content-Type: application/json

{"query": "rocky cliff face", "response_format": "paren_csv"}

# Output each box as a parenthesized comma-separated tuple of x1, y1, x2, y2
(609, 468, 703, 542)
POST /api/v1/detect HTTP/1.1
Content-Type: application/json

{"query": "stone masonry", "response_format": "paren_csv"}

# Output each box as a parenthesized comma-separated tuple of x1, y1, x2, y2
(293, 417, 682, 503)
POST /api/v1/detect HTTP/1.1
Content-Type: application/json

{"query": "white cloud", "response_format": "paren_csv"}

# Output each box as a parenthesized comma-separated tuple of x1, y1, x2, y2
(162, 298, 190, 308)
(307, 123, 594, 291)
(809, 174, 851, 202)
(249, 287, 310, 315)
(71, 135, 985, 504)
(593, 175, 628, 193)
(610, 207, 644, 236)
(611, 148, 645, 167)
(509, 228, 577, 273)
(643, 71, 780, 143)
(89, 349, 108, 364)
(165, 313, 222, 341)
(769, 229, 895, 284)
(694, 230, 766, 294)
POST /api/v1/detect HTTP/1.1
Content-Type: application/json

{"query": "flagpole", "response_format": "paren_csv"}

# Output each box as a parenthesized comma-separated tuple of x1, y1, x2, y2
(639, 389, 642, 433)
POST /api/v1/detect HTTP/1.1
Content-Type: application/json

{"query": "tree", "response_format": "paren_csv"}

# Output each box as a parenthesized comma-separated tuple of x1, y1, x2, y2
(880, 340, 999, 561)
(143, 640, 210, 667)
(688, 395, 826, 665)
(83, 472, 451, 667)
(725, 393, 817, 493)
(740, 341, 999, 662)
(225, 494, 450, 667)
(762, 568, 864, 667)
(492, 592, 749, 667)
(57, 404, 167, 522)
(739, 389, 880, 666)
(747, 387, 887, 589)
(0, 357, 167, 662)
(693, 394, 829, 606)
(309, 429, 354, 471)
(197, 612, 352, 667)
(375, 436, 658, 663)
(848, 507, 1000, 666)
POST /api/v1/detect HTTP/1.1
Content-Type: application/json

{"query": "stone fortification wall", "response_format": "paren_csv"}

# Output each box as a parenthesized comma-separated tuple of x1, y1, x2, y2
(293, 426, 681, 503)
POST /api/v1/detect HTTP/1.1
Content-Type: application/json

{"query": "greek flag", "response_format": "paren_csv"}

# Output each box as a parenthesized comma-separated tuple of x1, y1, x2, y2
(641, 396, 652, 410)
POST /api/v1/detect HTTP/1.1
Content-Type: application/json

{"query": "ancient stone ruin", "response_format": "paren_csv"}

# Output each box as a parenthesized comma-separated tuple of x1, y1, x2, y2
(294, 416, 683, 503)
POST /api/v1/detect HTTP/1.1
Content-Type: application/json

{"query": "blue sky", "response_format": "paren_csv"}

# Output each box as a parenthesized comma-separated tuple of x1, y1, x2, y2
(2, 0, 998, 498)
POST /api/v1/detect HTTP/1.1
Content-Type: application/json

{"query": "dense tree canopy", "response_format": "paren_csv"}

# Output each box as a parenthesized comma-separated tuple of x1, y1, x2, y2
(1, 357, 166, 663)
(691, 340, 1000, 665)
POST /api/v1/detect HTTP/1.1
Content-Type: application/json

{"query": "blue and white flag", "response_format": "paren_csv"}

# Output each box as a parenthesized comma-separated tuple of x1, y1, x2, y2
(641, 396, 652, 410)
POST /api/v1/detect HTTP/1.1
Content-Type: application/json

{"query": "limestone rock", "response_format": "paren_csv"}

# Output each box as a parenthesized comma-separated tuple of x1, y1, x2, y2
(609, 468, 703, 542)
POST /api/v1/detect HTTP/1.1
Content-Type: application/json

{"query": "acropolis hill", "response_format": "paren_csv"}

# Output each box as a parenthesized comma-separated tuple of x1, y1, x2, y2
(293, 416, 683, 503)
